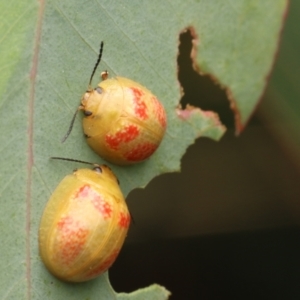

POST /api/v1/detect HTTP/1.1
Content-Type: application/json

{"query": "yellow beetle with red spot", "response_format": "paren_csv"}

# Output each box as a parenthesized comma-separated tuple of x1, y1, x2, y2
(39, 158, 130, 282)
(62, 42, 167, 165)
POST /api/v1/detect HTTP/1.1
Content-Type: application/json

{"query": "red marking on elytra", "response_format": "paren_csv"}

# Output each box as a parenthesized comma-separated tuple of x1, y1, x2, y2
(75, 185, 90, 198)
(56, 216, 89, 266)
(105, 124, 139, 150)
(130, 87, 148, 120)
(118, 212, 131, 228)
(124, 142, 158, 161)
(75, 185, 113, 219)
(85, 249, 120, 279)
(92, 195, 113, 219)
(151, 96, 166, 128)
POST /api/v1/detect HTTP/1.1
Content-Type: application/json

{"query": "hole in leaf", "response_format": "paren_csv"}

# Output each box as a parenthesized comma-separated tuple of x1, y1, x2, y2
(177, 28, 235, 128)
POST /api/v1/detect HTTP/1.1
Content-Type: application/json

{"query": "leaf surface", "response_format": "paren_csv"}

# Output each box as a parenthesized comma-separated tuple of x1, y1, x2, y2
(0, 0, 287, 299)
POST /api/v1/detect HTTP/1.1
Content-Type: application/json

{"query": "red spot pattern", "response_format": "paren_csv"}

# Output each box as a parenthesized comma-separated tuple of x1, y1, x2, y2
(151, 96, 166, 128)
(130, 87, 148, 120)
(105, 124, 139, 150)
(75, 185, 90, 198)
(91, 196, 112, 219)
(118, 212, 131, 228)
(75, 185, 113, 219)
(85, 249, 120, 279)
(56, 216, 89, 266)
(124, 142, 158, 161)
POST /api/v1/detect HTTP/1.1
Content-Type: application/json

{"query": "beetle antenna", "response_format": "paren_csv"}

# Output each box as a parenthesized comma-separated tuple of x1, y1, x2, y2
(89, 41, 104, 86)
(62, 42, 104, 144)
(51, 157, 98, 167)
(61, 108, 80, 143)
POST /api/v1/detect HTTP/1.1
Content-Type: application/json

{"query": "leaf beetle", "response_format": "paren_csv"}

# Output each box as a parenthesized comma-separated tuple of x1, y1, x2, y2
(39, 157, 130, 282)
(62, 42, 167, 165)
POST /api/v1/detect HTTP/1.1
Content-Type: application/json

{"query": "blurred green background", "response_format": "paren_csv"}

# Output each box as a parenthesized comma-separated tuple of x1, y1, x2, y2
(110, 1, 300, 299)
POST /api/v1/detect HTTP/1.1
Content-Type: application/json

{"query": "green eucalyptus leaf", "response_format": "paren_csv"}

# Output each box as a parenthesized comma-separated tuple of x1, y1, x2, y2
(0, 0, 287, 299)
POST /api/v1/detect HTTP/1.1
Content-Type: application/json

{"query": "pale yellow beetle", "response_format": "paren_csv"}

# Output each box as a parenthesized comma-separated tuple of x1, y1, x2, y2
(62, 42, 167, 165)
(39, 158, 130, 282)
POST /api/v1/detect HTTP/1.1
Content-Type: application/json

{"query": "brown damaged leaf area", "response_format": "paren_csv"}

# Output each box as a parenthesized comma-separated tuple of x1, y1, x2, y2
(176, 104, 226, 136)
(186, 26, 241, 133)
(184, 2, 287, 135)
(176, 104, 218, 122)
(176, 28, 226, 139)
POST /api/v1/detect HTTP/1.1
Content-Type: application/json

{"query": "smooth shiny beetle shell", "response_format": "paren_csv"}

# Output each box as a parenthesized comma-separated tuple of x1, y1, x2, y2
(81, 77, 167, 165)
(39, 165, 130, 282)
